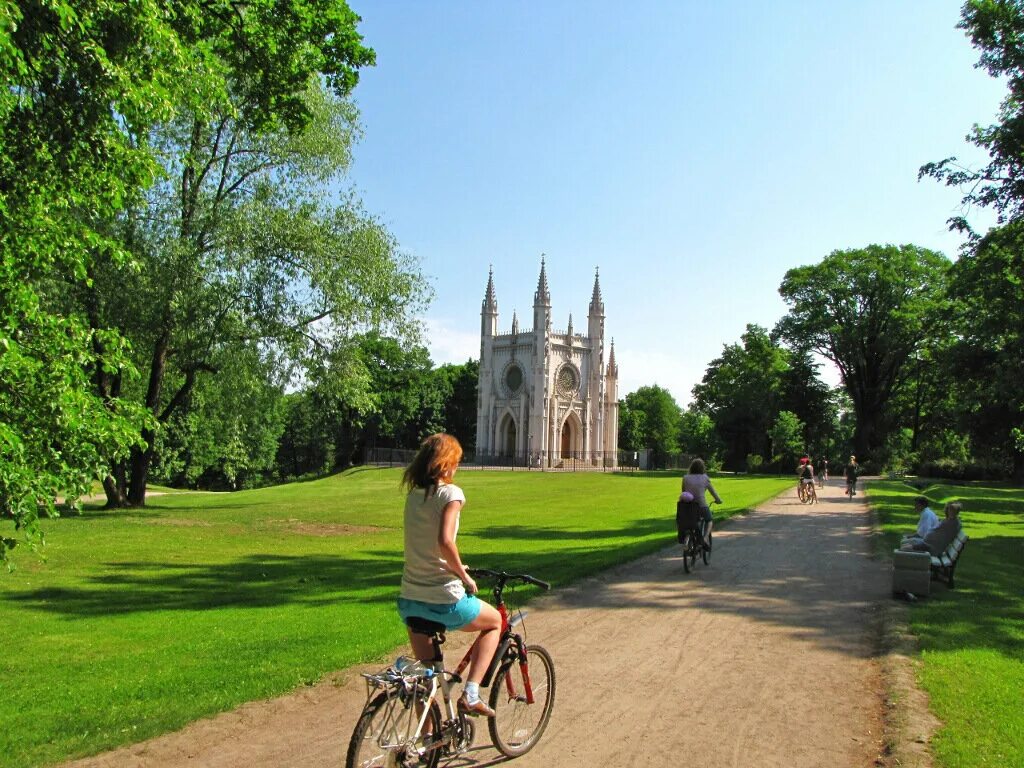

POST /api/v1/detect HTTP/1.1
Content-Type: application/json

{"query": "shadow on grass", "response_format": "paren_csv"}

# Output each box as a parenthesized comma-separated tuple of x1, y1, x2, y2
(911, 536, 1024, 656)
(4, 553, 405, 617)
(870, 480, 1024, 657)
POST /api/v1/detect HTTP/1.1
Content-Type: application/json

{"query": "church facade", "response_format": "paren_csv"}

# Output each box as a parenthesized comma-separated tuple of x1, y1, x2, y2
(475, 259, 619, 467)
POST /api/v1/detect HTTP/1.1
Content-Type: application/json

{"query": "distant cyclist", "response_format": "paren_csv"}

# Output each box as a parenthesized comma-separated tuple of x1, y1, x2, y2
(844, 455, 859, 497)
(796, 456, 816, 503)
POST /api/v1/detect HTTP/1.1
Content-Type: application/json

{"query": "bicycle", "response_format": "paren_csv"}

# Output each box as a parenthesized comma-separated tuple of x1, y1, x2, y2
(799, 479, 817, 505)
(845, 477, 856, 499)
(676, 501, 712, 573)
(346, 569, 556, 767)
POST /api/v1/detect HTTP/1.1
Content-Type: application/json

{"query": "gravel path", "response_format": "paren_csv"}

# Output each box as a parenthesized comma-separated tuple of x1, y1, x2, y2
(64, 481, 891, 768)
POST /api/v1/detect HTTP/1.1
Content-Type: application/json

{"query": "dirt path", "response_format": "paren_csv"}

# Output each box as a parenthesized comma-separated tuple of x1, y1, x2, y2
(65, 482, 893, 768)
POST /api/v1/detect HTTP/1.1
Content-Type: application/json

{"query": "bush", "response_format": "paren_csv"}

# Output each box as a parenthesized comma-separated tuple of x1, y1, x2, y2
(914, 459, 1011, 482)
(746, 454, 764, 473)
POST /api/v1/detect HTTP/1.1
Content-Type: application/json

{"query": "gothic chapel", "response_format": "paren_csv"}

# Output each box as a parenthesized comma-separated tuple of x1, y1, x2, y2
(475, 259, 619, 467)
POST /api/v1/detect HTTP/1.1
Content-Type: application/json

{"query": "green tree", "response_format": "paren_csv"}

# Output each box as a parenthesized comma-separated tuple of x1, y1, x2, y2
(944, 221, 1024, 478)
(920, 0, 1024, 230)
(692, 325, 789, 470)
(678, 407, 723, 464)
(0, 0, 189, 554)
(776, 245, 950, 463)
(431, 360, 479, 451)
(619, 386, 682, 468)
(918, 2, 1024, 479)
(777, 348, 836, 459)
(769, 411, 805, 465)
(77, 8, 426, 507)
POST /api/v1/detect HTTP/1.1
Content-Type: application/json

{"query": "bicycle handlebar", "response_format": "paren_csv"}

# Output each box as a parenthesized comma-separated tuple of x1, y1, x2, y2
(466, 568, 551, 591)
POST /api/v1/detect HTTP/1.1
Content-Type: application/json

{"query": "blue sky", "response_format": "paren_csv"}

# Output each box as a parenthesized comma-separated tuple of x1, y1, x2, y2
(344, 1, 1003, 405)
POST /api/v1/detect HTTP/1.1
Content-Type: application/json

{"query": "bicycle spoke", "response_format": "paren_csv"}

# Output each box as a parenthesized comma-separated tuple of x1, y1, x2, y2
(488, 646, 556, 757)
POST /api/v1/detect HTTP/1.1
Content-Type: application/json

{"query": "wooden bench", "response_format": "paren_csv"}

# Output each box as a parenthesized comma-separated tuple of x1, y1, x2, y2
(930, 529, 969, 589)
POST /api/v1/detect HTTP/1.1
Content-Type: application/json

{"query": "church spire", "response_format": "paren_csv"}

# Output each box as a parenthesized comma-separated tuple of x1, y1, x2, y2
(607, 338, 618, 377)
(482, 265, 497, 313)
(534, 255, 551, 307)
(567, 313, 573, 337)
(511, 310, 519, 335)
(481, 265, 498, 339)
(589, 267, 604, 317)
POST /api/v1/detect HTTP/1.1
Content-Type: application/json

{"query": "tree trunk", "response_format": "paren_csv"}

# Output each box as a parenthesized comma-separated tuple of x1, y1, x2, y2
(127, 330, 171, 506)
(102, 467, 128, 509)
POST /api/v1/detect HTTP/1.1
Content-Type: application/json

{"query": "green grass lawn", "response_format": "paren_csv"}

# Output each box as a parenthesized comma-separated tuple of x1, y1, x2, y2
(870, 480, 1024, 767)
(0, 469, 791, 768)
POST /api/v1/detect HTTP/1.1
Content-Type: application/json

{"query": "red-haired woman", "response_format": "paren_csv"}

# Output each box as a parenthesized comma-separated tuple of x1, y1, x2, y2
(397, 433, 501, 717)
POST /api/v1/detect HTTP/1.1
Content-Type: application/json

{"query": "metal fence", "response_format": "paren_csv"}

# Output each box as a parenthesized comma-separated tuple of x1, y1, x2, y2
(363, 446, 640, 472)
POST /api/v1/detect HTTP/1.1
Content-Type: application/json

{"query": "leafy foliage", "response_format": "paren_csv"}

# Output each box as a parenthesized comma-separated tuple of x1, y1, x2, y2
(943, 221, 1024, 478)
(920, 0, 1024, 230)
(692, 325, 788, 469)
(617, 385, 682, 466)
(776, 245, 950, 464)
(0, 0, 186, 555)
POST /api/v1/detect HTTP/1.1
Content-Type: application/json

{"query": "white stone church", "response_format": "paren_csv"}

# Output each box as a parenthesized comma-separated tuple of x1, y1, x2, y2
(475, 259, 619, 467)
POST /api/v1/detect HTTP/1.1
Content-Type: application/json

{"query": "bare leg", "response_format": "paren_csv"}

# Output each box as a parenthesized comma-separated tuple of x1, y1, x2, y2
(407, 629, 436, 662)
(459, 602, 501, 684)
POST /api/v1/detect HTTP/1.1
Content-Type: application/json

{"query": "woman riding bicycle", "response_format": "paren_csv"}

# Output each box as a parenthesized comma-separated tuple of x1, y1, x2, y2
(844, 455, 859, 496)
(796, 456, 815, 502)
(396, 433, 501, 717)
(682, 458, 722, 549)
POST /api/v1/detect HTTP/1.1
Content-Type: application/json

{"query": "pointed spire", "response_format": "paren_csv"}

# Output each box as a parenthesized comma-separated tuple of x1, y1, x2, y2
(567, 313, 574, 337)
(608, 338, 618, 376)
(511, 310, 519, 335)
(589, 267, 604, 316)
(534, 255, 551, 307)
(482, 265, 497, 313)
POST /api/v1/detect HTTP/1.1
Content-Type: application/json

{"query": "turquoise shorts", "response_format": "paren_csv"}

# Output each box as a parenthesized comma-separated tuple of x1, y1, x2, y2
(397, 595, 482, 630)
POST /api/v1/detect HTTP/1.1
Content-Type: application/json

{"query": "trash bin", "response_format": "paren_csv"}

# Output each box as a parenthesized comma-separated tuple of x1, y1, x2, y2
(892, 549, 931, 597)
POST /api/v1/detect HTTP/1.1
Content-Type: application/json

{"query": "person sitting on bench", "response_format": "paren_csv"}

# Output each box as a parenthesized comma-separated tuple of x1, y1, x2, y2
(900, 501, 962, 555)
(903, 495, 940, 541)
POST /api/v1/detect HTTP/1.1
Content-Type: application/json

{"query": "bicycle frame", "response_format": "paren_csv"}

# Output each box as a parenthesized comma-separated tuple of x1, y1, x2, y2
(454, 599, 538, 703)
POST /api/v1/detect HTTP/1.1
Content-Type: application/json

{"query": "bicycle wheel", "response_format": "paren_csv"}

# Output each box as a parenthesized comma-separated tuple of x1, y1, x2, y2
(488, 644, 556, 757)
(346, 689, 442, 768)
(681, 531, 693, 573)
(702, 530, 712, 565)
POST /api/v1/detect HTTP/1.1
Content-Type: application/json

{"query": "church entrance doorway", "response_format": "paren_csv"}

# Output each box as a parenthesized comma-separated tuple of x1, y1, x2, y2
(559, 411, 582, 460)
(499, 413, 517, 457)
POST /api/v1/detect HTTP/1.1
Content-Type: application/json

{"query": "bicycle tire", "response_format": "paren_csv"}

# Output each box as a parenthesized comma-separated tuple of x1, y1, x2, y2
(488, 644, 556, 757)
(681, 531, 693, 573)
(702, 530, 712, 565)
(346, 688, 442, 768)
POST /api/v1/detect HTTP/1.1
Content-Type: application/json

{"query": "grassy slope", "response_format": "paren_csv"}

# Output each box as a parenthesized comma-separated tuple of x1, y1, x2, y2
(0, 470, 790, 767)
(870, 480, 1024, 767)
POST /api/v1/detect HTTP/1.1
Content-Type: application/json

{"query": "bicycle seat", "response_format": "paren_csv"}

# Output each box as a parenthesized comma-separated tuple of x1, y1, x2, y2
(405, 616, 447, 641)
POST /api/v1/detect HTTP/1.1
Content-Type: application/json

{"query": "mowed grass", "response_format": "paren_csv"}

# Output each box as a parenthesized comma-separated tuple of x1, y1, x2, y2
(870, 480, 1024, 767)
(0, 469, 791, 767)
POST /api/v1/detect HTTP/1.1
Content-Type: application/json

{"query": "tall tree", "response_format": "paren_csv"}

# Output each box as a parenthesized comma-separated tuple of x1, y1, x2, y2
(776, 245, 949, 462)
(678, 407, 724, 465)
(431, 360, 480, 451)
(619, 385, 682, 468)
(0, 0, 188, 554)
(691, 325, 789, 469)
(945, 221, 1024, 478)
(920, 0, 1024, 231)
(78, 6, 428, 507)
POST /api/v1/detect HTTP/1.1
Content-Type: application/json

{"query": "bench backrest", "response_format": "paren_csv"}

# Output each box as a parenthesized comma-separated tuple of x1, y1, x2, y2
(945, 530, 969, 560)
